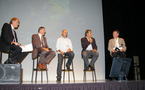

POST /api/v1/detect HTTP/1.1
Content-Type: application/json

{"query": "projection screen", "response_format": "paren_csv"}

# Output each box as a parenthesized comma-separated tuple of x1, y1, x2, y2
(0, 0, 105, 81)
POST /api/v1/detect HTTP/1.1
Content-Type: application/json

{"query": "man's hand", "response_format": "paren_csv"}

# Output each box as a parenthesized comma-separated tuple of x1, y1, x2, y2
(11, 42, 21, 46)
(120, 48, 125, 52)
(57, 50, 65, 55)
(42, 48, 50, 52)
(111, 49, 116, 53)
(92, 49, 97, 52)
(87, 37, 93, 43)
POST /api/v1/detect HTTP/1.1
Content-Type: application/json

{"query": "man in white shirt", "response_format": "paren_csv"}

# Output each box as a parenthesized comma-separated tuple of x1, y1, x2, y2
(56, 29, 74, 81)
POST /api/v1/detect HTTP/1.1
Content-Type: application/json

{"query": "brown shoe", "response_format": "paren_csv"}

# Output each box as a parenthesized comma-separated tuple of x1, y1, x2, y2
(42, 64, 47, 70)
(37, 64, 47, 70)
(37, 64, 43, 70)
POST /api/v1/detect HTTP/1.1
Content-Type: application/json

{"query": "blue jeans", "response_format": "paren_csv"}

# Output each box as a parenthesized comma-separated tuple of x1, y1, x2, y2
(109, 57, 132, 80)
(82, 51, 99, 69)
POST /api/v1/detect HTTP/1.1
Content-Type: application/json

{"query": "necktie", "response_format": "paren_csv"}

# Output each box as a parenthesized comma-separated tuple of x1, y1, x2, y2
(41, 36, 45, 47)
(12, 29, 16, 42)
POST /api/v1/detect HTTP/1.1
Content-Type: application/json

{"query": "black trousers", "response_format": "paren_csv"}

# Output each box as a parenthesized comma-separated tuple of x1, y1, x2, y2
(5, 44, 29, 64)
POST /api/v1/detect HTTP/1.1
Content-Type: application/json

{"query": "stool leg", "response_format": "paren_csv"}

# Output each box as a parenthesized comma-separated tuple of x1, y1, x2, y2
(72, 62, 75, 82)
(41, 71, 43, 83)
(0, 52, 2, 64)
(83, 71, 86, 82)
(94, 70, 97, 81)
(46, 69, 48, 82)
(63, 58, 66, 82)
(92, 70, 94, 81)
(35, 59, 39, 83)
(31, 60, 35, 82)
(35, 69, 38, 82)
(68, 70, 70, 82)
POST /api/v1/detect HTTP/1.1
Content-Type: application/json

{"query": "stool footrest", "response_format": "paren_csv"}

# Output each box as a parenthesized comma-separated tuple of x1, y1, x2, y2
(62, 69, 73, 71)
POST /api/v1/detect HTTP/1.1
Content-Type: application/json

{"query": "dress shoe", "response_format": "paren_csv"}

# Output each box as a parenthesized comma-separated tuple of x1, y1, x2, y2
(84, 67, 89, 71)
(4, 58, 15, 64)
(66, 65, 70, 70)
(89, 66, 95, 70)
(37, 64, 47, 70)
(56, 78, 61, 82)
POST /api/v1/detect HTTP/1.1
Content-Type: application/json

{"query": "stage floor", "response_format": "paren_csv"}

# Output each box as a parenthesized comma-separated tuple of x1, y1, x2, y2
(0, 80, 145, 90)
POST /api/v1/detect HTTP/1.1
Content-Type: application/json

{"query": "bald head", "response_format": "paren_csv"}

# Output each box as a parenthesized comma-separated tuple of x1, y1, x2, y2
(61, 29, 68, 37)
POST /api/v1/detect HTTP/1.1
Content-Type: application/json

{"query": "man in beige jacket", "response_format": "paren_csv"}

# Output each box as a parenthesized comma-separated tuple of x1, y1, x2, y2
(108, 30, 126, 56)
(108, 30, 131, 81)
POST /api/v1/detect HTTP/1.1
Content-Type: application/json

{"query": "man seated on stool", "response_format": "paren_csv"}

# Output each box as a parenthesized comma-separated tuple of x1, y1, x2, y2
(56, 29, 75, 82)
(32, 26, 56, 70)
(81, 29, 99, 71)
(108, 30, 126, 57)
(0, 17, 29, 64)
(108, 30, 127, 80)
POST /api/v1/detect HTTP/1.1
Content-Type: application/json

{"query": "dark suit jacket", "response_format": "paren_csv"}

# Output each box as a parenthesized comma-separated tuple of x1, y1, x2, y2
(32, 34, 48, 60)
(0, 23, 18, 52)
(81, 37, 97, 52)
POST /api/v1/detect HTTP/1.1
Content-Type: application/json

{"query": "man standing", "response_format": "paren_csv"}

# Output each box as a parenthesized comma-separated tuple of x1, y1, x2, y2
(32, 26, 56, 69)
(56, 29, 74, 82)
(108, 30, 131, 81)
(81, 29, 99, 71)
(0, 17, 28, 64)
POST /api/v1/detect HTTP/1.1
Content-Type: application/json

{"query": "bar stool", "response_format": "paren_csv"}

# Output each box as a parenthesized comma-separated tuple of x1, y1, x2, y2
(83, 57, 97, 82)
(31, 56, 48, 83)
(62, 55, 75, 82)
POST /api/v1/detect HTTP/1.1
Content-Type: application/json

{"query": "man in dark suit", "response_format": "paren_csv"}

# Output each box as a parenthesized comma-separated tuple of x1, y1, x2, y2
(0, 17, 28, 64)
(81, 29, 99, 71)
(32, 26, 56, 69)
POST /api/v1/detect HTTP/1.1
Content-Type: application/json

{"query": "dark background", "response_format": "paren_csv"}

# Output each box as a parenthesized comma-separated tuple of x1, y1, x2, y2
(102, 0, 145, 80)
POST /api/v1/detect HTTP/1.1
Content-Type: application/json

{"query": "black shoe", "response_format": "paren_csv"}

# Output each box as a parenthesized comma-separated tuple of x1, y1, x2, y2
(89, 66, 95, 70)
(66, 65, 70, 70)
(84, 67, 89, 71)
(57, 78, 61, 82)
(4, 58, 15, 64)
(4, 60, 9, 64)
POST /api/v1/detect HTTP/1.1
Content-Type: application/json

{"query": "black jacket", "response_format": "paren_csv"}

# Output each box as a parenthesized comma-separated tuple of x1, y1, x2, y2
(81, 37, 97, 52)
(0, 23, 18, 52)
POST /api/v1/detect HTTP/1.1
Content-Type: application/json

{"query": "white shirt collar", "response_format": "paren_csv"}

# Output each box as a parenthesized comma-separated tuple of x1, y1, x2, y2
(38, 33, 43, 37)
(11, 24, 14, 30)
